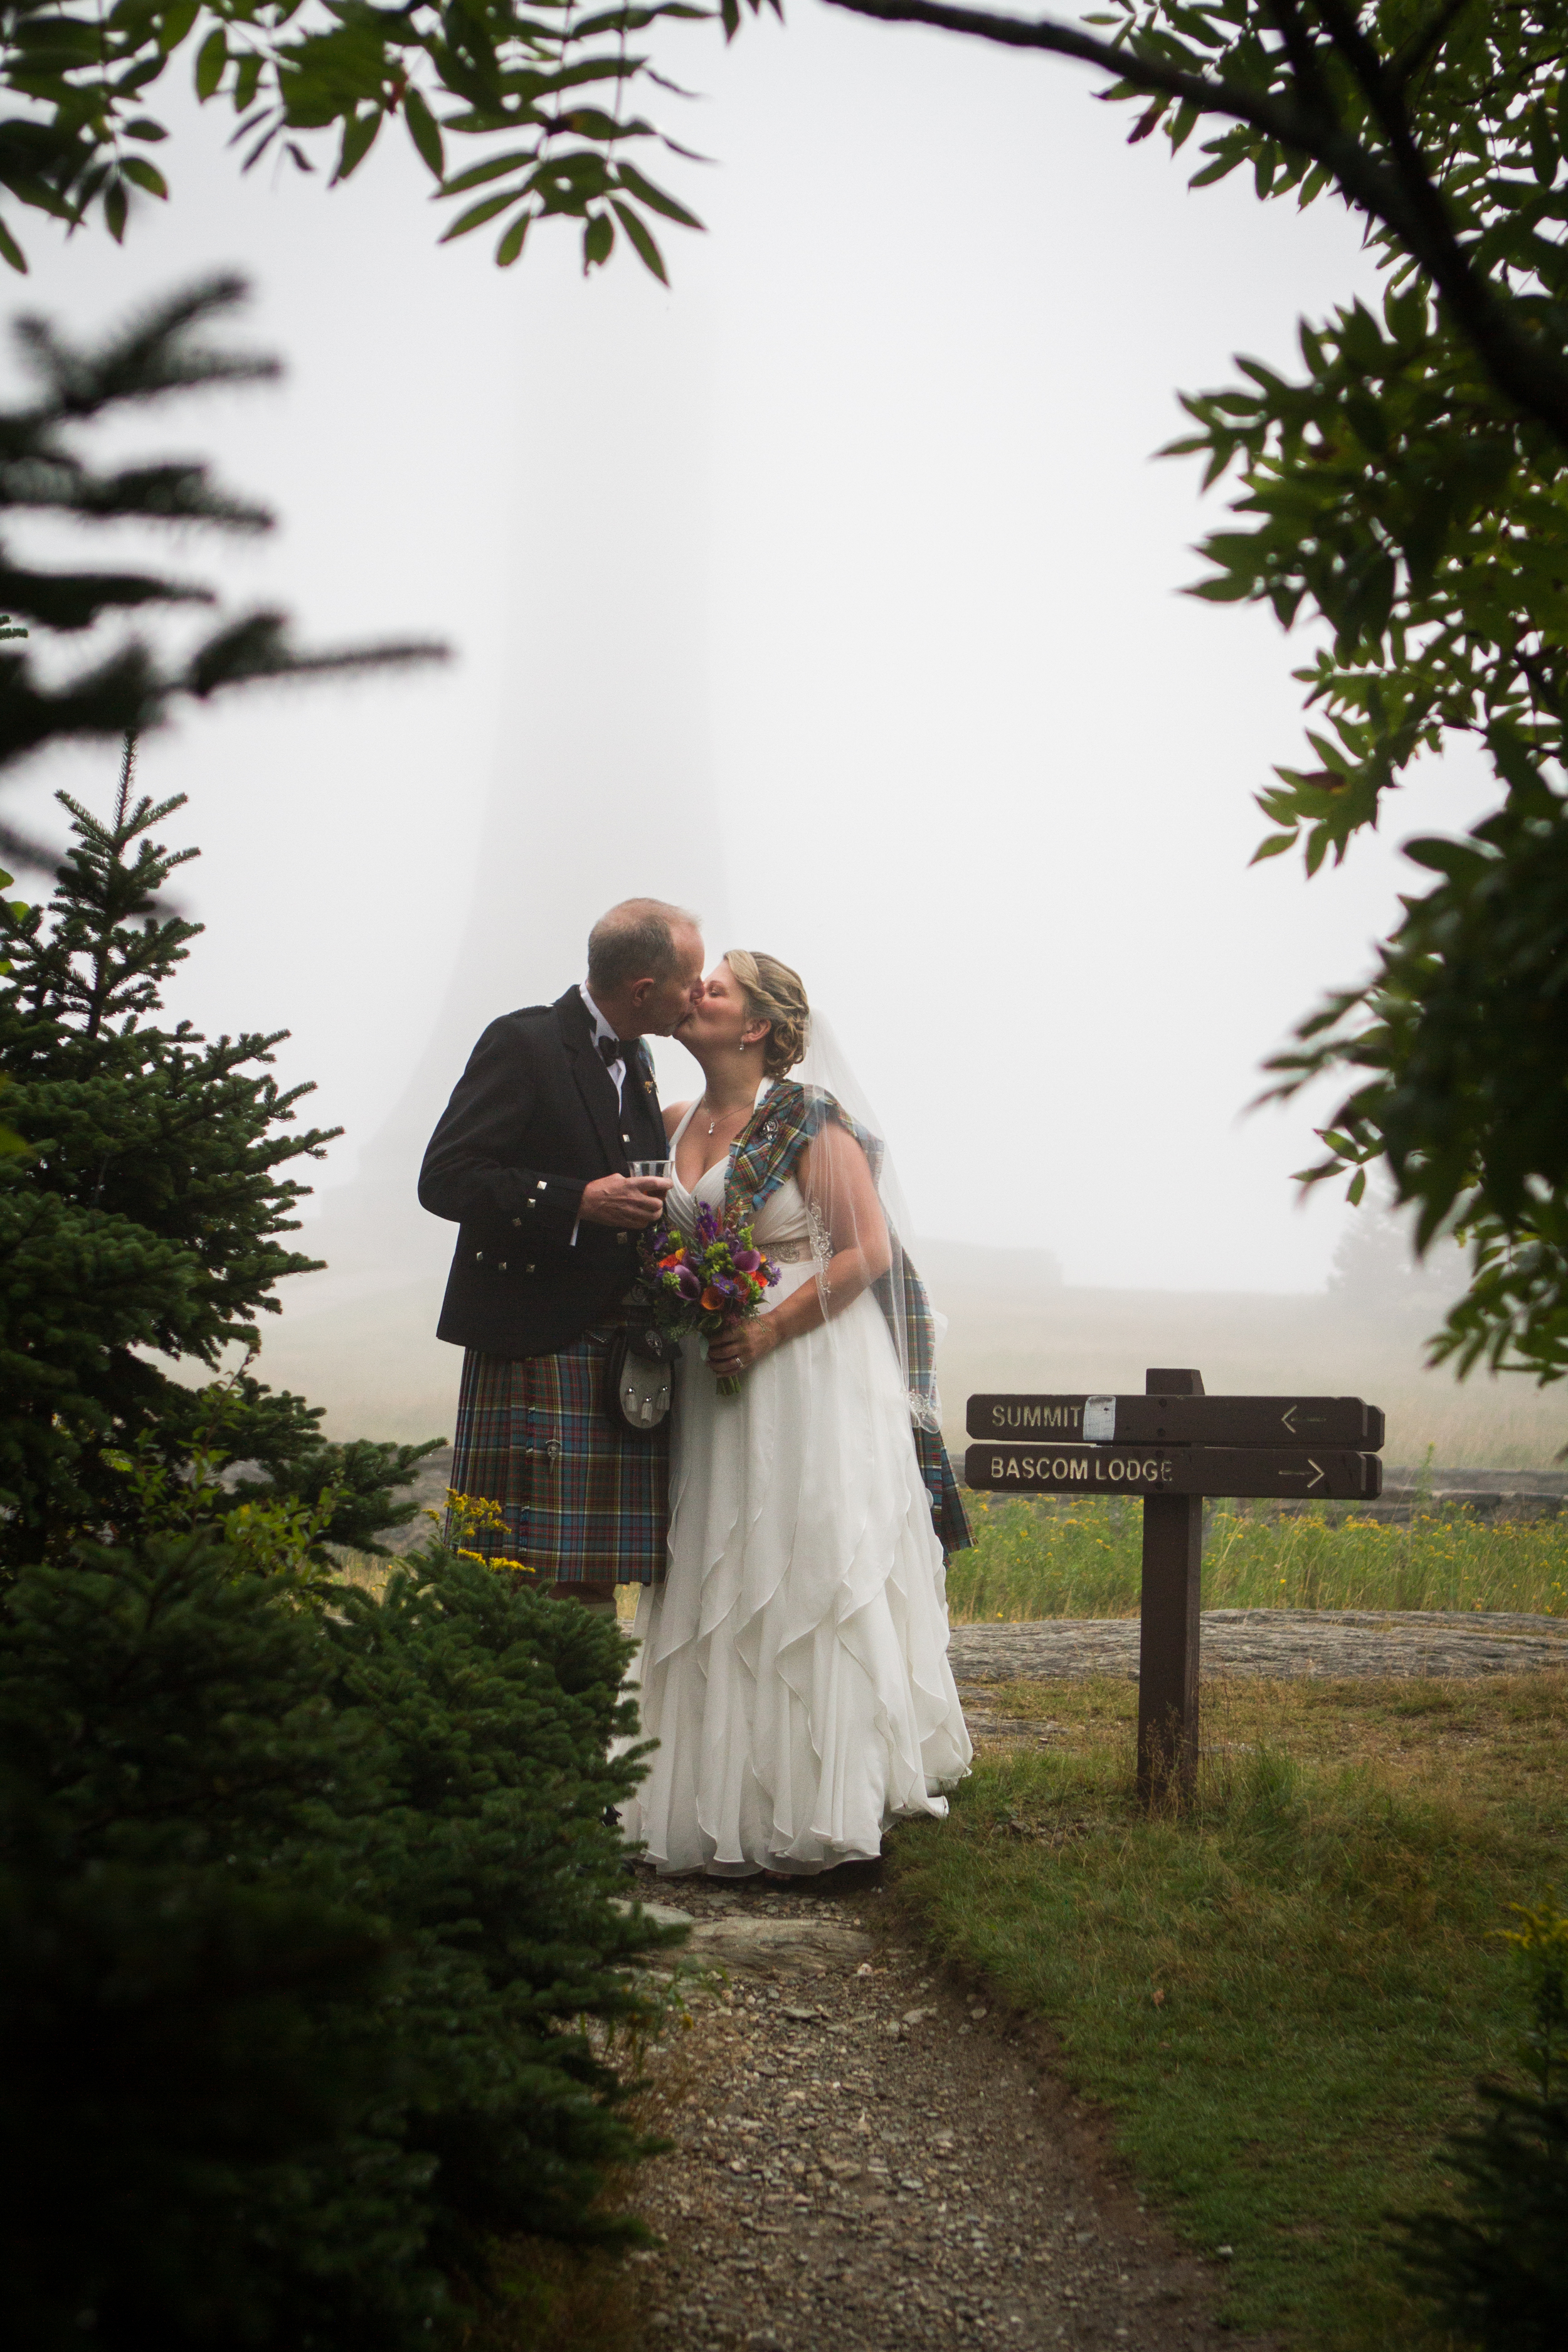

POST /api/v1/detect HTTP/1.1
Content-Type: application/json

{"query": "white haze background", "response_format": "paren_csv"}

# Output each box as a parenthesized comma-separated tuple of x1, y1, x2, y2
(8, 4, 1546, 1458)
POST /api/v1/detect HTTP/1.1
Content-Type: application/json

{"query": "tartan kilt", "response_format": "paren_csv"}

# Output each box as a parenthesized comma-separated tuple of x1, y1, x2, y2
(446, 1318, 669, 1586)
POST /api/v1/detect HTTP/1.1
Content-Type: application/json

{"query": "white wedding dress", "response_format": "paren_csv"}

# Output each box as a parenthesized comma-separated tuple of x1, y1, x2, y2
(620, 1106, 973, 1876)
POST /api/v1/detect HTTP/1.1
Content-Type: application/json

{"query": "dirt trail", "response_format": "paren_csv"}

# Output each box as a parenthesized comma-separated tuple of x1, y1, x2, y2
(621, 1868, 1276, 2352)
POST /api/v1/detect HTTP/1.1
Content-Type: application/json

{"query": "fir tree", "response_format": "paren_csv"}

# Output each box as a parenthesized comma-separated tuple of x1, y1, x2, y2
(0, 1534, 667, 2348)
(0, 275, 442, 873)
(0, 754, 438, 1566)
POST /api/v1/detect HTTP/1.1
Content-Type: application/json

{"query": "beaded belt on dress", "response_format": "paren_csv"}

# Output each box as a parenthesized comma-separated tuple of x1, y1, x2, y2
(766, 1236, 817, 1263)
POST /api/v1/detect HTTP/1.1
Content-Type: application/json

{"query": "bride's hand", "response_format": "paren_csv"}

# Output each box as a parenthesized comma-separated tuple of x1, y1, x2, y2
(709, 1316, 779, 1379)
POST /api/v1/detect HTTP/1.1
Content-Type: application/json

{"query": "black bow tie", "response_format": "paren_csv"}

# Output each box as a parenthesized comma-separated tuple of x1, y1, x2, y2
(597, 1034, 638, 1066)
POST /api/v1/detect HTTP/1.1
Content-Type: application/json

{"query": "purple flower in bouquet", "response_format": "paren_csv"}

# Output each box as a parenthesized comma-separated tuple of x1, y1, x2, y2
(638, 1204, 781, 1394)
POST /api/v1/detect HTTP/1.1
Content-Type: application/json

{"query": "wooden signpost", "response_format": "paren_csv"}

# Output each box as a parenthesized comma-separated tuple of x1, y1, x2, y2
(963, 1369, 1385, 1806)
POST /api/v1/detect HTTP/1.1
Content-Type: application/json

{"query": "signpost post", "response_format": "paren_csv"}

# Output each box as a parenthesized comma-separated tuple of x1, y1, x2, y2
(964, 1369, 1385, 1806)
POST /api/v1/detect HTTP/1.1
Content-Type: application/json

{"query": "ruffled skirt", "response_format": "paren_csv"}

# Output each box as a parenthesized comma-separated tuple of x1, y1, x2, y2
(620, 1266, 973, 1875)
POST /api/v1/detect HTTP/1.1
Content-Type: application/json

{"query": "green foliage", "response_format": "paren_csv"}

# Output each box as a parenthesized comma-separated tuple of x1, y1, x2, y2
(1090, 4, 1568, 1384)
(0, 1530, 671, 2346)
(1396, 1899, 1568, 2349)
(0, 276, 440, 857)
(0, 0, 780, 283)
(1268, 775, 1568, 1379)
(0, 754, 439, 1567)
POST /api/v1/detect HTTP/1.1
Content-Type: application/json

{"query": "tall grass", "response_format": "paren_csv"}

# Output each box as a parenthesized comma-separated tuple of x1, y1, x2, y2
(948, 1494, 1568, 1620)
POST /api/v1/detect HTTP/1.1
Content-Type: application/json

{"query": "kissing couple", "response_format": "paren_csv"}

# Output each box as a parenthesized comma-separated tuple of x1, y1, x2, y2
(420, 897, 973, 1877)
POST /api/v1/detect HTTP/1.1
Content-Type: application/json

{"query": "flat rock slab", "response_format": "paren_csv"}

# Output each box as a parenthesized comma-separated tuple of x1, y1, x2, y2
(613, 1901, 876, 1976)
(950, 1606, 1568, 1686)
(612, 1899, 697, 1934)
(686, 1917, 876, 1975)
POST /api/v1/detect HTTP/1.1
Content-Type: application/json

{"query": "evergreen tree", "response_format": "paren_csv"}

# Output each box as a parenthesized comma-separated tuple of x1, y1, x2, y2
(0, 275, 441, 872)
(0, 755, 438, 1567)
(0, 1534, 667, 2348)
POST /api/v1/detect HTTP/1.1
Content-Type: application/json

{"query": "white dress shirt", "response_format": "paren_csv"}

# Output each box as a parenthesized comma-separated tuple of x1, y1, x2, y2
(571, 983, 630, 1246)
(579, 983, 627, 1108)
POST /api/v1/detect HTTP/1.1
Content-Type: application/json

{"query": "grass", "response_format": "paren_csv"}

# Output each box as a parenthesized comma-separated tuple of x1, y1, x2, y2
(887, 1668, 1568, 2349)
(947, 1493, 1568, 1621)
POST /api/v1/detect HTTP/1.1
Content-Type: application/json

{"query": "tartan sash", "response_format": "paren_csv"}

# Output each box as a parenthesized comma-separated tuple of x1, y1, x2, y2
(724, 1081, 970, 1557)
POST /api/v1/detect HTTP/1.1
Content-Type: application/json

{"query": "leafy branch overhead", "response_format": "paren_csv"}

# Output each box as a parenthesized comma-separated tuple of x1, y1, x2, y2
(0, 0, 777, 282)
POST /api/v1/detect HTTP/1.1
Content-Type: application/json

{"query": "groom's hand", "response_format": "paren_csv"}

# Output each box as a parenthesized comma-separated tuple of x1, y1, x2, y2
(578, 1173, 671, 1230)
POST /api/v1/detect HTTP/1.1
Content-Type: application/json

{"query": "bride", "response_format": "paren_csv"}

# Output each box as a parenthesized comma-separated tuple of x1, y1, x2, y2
(620, 951, 973, 1877)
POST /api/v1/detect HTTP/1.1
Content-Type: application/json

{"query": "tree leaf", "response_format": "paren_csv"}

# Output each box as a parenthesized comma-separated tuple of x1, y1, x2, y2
(441, 186, 521, 241)
(156, 0, 198, 51)
(404, 85, 444, 179)
(613, 157, 701, 226)
(194, 27, 226, 100)
(495, 205, 531, 267)
(440, 150, 538, 196)
(120, 156, 168, 198)
(610, 197, 666, 282)
(334, 110, 381, 186)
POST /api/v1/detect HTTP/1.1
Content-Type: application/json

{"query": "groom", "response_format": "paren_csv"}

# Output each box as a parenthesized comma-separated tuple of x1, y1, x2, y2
(419, 898, 705, 1610)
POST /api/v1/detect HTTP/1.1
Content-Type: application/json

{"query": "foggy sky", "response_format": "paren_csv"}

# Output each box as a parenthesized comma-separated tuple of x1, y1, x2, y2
(3, 4, 1498, 1298)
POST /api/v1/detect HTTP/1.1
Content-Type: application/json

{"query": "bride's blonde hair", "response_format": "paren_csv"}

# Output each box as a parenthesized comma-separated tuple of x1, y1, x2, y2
(726, 951, 810, 1080)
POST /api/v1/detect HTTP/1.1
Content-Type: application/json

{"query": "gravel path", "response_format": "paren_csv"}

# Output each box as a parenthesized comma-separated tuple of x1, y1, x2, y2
(949, 1606, 1568, 1687)
(621, 1878, 1274, 2352)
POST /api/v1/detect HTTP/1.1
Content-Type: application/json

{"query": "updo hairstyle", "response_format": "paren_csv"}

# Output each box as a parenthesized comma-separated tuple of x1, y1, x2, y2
(726, 950, 810, 1079)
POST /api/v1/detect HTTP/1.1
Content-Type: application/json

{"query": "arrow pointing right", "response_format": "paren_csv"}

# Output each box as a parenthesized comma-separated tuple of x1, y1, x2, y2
(1307, 1457, 1325, 1491)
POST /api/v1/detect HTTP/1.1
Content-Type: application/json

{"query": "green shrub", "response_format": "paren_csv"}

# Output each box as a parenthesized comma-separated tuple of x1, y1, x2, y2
(1396, 1900, 1568, 2348)
(0, 1535, 670, 2347)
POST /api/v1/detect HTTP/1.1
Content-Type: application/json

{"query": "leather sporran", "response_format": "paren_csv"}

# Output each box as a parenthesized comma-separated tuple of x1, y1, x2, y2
(605, 1322, 682, 1434)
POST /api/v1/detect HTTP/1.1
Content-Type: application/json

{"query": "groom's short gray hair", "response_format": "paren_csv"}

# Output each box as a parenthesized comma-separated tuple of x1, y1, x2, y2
(587, 898, 700, 994)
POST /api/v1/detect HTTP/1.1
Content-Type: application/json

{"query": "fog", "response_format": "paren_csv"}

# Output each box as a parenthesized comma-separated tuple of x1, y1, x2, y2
(9, 4, 1551, 1462)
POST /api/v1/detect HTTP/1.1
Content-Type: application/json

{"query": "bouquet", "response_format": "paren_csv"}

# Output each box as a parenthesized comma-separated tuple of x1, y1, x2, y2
(639, 1202, 781, 1394)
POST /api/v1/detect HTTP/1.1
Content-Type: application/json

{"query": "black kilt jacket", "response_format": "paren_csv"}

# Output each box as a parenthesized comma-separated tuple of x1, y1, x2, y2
(419, 985, 669, 1359)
